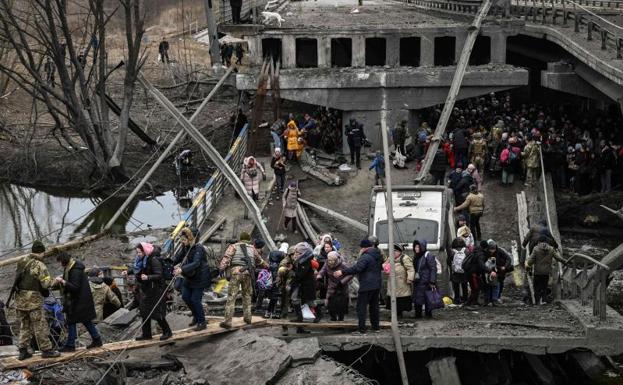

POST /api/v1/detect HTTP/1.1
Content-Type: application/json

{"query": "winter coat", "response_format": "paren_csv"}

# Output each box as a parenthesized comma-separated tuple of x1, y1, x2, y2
(454, 171, 474, 204)
(455, 192, 484, 214)
(282, 186, 299, 218)
(343, 247, 383, 292)
(241, 156, 264, 195)
(291, 252, 316, 303)
(483, 246, 512, 281)
(135, 252, 168, 320)
(453, 129, 469, 150)
(385, 253, 415, 298)
(317, 257, 353, 300)
(527, 242, 561, 275)
(173, 244, 211, 289)
(284, 122, 301, 151)
(89, 278, 121, 322)
(412, 240, 437, 306)
(523, 141, 540, 169)
(431, 148, 448, 172)
(60, 259, 97, 324)
(369, 155, 385, 176)
(522, 223, 558, 252)
(271, 155, 286, 176)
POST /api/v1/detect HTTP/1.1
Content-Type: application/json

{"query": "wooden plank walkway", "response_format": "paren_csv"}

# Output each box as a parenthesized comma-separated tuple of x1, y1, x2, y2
(0, 317, 267, 370)
(266, 319, 392, 329)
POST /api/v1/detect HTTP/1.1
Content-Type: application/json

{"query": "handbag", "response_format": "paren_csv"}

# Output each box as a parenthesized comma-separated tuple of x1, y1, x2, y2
(425, 287, 444, 310)
(301, 304, 315, 321)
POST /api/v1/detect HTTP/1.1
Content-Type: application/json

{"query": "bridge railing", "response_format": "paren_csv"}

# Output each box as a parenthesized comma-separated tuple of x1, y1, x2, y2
(559, 253, 610, 320)
(405, 0, 623, 59)
(162, 124, 249, 255)
(511, 0, 623, 58)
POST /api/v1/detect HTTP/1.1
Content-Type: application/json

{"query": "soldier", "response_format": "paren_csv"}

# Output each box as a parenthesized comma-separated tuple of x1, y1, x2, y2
(88, 268, 121, 323)
(219, 232, 267, 328)
(13, 241, 60, 360)
(469, 132, 488, 175)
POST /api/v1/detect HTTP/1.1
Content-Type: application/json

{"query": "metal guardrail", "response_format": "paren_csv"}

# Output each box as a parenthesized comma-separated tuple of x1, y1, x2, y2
(406, 0, 623, 59)
(162, 124, 249, 254)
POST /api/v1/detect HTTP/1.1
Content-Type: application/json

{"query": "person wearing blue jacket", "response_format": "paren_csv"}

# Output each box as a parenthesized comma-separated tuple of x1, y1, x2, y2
(173, 227, 211, 331)
(334, 238, 382, 335)
(412, 239, 437, 318)
(369, 151, 385, 186)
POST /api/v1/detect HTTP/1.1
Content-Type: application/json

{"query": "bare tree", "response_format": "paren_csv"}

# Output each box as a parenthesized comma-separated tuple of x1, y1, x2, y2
(0, 0, 147, 182)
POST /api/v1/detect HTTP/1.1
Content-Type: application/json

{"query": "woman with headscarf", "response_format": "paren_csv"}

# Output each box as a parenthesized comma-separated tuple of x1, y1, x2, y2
(241, 156, 265, 201)
(411, 240, 437, 319)
(282, 181, 300, 233)
(133, 243, 172, 341)
(383, 244, 414, 318)
(316, 251, 352, 321)
(172, 228, 211, 330)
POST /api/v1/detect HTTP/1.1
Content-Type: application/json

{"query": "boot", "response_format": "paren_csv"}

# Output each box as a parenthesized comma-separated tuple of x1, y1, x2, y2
(219, 321, 232, 329)
(18, 348, 32, 361)
(415, 308, 423, 319)
(296, 327, 311, 334)
(86, 337, 103, 349)
(289, 305, 303, 322)
(159, 319, 173, 341)
(281, 326, 289, 336)
(188, 316, 197, 327)
(195, 322, 207, 331)
(244, 317, 253, 325)
(59, 345, 75, 352)
(313, 306, 322, 323)
(41, 350, 60, 358)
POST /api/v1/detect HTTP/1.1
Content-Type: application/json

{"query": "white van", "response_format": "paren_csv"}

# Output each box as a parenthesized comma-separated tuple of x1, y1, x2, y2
(369, 185, 455, 290)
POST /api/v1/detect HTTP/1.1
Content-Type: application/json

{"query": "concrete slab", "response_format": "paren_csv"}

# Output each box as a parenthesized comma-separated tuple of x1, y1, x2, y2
(560, 299, 623, 355)
(286, 337, 321, 367)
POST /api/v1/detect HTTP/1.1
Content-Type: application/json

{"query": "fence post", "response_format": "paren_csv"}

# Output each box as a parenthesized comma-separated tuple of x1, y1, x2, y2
(600, 30, 607, 50)
(587, 21, 593, 41)
(617, 38, 622, 59)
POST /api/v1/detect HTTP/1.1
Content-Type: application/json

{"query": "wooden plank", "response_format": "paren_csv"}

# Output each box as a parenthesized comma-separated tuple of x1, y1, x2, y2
(0, 317, 266, 370)
(0, 233, 106, 268)
(266, 319, 392, 329)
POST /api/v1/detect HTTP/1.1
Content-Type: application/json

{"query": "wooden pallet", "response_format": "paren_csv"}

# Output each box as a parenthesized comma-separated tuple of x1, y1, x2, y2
(0, 317, 266, 370)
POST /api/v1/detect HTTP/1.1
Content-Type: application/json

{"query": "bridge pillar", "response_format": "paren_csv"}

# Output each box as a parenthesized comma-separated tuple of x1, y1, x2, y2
(282, 35, 296, 68)
(387, 35, 400, 67)
(353, 36, 366, 67)
(247, 36, 263, 66)
(420, 34, 435, 66)
(490, 33, 507, 64)
(318, 36, 330, 68)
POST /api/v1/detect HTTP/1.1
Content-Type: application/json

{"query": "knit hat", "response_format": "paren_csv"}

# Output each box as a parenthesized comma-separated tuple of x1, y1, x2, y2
(487, 239, 497, 249)
(394, 244, 403, 252)
(239, 232, 251, 242)
(469, 184, 477, 193)
(359, 238, 373, 248)
(253, 238, 266, 249)
(31, 240, 45, 254)
(88, 267, 101, 278)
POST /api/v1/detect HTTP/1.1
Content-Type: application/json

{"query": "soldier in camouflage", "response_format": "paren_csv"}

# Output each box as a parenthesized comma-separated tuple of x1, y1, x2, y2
(88, 268, 121, 323)
(13, 241, 60, 360)
(219, 232, 267, 328)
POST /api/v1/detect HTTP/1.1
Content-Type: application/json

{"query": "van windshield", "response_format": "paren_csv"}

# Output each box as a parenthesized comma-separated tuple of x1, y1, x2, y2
(375, 218, 439, 245)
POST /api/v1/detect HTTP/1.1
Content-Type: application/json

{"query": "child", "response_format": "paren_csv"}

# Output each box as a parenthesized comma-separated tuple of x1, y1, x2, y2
(483, 256, 499, 306)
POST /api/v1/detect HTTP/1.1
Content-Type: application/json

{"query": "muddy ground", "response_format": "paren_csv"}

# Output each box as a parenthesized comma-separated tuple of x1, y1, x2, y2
(0, 65, 240, 196)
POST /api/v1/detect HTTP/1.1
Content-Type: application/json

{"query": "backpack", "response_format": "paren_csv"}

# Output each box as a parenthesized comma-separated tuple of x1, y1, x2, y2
(452, 248, 467, 274)
(509, 147, 518, 162)
(202, 245, 220, 279)
(499, 148, 510, 165)
(256, 269, 273, 290)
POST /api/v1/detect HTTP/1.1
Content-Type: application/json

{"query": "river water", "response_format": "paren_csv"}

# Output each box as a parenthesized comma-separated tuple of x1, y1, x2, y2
(0, 183, 198, 256)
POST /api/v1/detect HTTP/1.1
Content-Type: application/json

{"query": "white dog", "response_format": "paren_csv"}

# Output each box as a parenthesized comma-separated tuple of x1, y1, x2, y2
(261, 11, 285, 27)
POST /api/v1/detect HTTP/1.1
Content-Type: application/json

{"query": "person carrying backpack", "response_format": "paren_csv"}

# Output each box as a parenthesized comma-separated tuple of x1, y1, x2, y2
(133, 243, 172, 341)
(448, 238, 469, 305)
(263, 243, 288, 319)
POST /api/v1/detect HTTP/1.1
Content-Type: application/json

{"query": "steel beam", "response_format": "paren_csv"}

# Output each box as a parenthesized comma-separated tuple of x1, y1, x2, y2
(136, 73, 277, 251)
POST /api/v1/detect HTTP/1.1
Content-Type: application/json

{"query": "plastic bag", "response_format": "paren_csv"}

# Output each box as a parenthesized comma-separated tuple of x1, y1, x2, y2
(425, 288, 444, 310)
(301, 304, 315, 321)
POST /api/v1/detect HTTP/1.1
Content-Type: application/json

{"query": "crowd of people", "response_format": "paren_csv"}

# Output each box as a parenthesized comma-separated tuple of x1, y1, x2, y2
(414, 92, 622, 194)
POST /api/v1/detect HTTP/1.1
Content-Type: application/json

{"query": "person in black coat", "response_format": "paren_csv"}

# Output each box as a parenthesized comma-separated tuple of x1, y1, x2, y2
(335, 238, 382, 334)
(289, 242, 317, 327)
(134, 243, 172, 341)
(173, 227, 211, 330)
(54, 252, 102, 351)
(483, 239, 512, 304)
